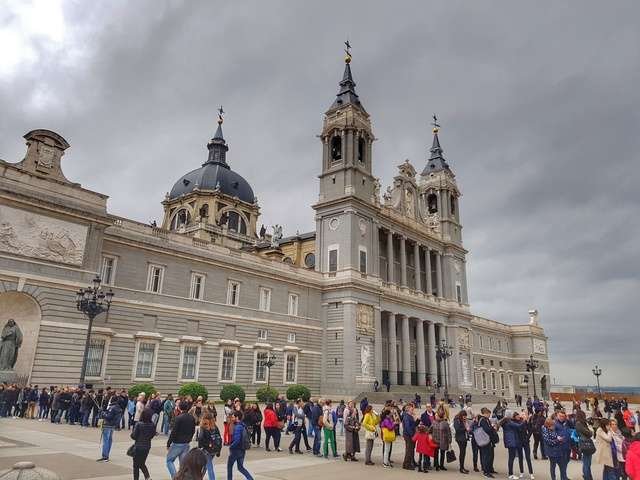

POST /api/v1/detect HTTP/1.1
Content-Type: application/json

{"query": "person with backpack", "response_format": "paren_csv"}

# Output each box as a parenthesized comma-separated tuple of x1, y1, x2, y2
(197, 413, 222, 480)
(227, 410, 253, 480)
(475, 407, 499, 478)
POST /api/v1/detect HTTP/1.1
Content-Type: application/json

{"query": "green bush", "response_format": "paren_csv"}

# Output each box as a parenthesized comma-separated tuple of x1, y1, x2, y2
(220, 384, 246, 402)
(286, 384, 311, 401)
(178, 382, 208, 401)
(128, 383, 157, 398)
(256, 386, 279, 403)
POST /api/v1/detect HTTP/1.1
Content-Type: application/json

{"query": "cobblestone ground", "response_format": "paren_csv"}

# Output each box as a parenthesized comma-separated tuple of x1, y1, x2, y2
(0, 402, 632, 480)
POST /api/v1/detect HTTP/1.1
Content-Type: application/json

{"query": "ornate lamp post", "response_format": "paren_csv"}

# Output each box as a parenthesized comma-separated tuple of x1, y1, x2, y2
(76, 276, 113, 385)
(525, 354, 540, 399)
(264, 352, 276, 386)
(592, 365, 602, 398)
(436, 340, 453, 399)
(523, 375, 530, 397)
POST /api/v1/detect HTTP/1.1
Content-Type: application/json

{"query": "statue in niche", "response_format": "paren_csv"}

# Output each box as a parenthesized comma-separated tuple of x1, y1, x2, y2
(405, 189, 414, 217)
(361, 344, 371, 377)
(271, 224, 283, 248)
(0, 319, 23, 371)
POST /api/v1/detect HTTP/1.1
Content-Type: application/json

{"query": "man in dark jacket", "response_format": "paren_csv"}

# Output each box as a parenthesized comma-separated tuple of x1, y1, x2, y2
(554, 411, 573, 480)
(97, 397, 122, 462)
(478, 408, 499, 478)
(402, 403, 417, 470)
(227, 411, 253, 480)
(166, 401, 195, 478)
(310, 400, 323, 456)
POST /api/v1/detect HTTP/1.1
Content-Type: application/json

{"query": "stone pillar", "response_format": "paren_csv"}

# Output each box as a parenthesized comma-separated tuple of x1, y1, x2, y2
(436, 252, 443, 298)
(438, 323, 448, 388)
(372, 224, 380, 276)
(416, 319, 426, 386)
(401, 314, 411, 385)
(386, 231, 394, 284)
(427, 321, 437, 386)
(374, 307, 383, 382)
(414, 242, 421, 292)
(440, 189, 447, 220)
(425, 247, 432, 295)
(400, 236, 408, 287)
(388, 313, 398, 384)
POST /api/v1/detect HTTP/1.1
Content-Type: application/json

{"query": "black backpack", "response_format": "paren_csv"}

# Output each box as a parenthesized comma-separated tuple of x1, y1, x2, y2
(240, 425, 251, 450)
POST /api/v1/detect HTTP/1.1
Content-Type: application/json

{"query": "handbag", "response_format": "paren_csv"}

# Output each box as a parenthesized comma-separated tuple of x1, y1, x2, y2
(473, 426, 491, 447)
(382, 427, 396, 443)
(446, 449, 457, 463)
(276, 420, 284, 430)
(126, 444, 135, 457)
(578, 437, 596, 455)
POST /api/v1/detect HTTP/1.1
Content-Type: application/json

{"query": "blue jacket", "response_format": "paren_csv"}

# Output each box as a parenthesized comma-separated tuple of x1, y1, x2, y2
(420, 411, 433, 427)
(403, 413, 416, 438)
(554, 419, 573, 453)
(230, 421, 247, 451)
(502, 420, 525, 448)
(310, 404, 322, 428)
(542, 426, 563, 458)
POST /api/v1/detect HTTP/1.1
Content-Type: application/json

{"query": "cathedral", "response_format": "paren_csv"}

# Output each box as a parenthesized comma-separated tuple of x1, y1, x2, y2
(0, 49, 549, 399)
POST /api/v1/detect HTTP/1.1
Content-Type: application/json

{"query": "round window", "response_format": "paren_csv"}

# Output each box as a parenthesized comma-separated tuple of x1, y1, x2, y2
(304, 252, 316, 269)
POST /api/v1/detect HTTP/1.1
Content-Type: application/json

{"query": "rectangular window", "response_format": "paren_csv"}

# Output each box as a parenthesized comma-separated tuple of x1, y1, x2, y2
(146, 264, 164, 293)
(180, 345, 199, 380)
(491, 372, 497, 390)
(220, 349, 236, 381)
(481, 372, 487, 389)
(255, 351, 268, 382)
(259, 287, 271, 311)
(456, 282, 462, 303)
(500, 373, 505, 390)
(287, 332, 296, 343)
(101, 256, 116, 286)
(258, 329, 268, 341)
(285, 353, 297, 383)
(359, 248, 367, 274)
(288, 293, 299, 316)
(328, 248, 338, 272)
(135, 342, 156, 379)
(227, 281, 240, 306)
(190, 273, 205, 300)
(86, 337, 106, 378)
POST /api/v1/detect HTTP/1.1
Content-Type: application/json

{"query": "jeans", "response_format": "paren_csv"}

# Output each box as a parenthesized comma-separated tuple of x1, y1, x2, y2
(480, 445, 492, 474)
(307, 419, 314, 437)
(162, 413, 171, 434)
(265, 427, 281, 449)
(38, 406, 49, 419)
(603, 465, 618, 480)
(508, 447, 524, 476)
(383, 441, 392, 465)
(403, 437, 415, 469)
(55, 409, 66, 423)
(227, 450, 253, 480)
(533, 433, 546, 458)
(337, 418, 344, 435)
(204, 451, 215, 480)
(101, 427, 114, 460)
(312, 426, 321, 454)
(582, 452, 593, 480)
(166, 443, 191, 479)
(81, 410, 91, 427)
(549, 456, 569, 480)
(364, 438, 373, 463)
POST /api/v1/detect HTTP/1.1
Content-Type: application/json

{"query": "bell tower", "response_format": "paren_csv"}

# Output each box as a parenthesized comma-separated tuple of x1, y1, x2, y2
(318, 42, 376, 205)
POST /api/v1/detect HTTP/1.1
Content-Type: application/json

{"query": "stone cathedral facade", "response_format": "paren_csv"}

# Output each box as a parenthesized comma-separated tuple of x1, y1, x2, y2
(0, 54, 549, 399)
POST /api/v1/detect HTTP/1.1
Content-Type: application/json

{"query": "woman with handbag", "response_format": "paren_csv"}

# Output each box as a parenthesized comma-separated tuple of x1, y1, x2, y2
(263, 403, 282, 452)
(575, 410, 595, 480)
(432, 412, 452, 471)
(454, 410, 470, 474)
(130, 407, 156, 480)
(362, 405, 379, 466)
(380, 408, 396, 468)
(343, 400, 361, 461)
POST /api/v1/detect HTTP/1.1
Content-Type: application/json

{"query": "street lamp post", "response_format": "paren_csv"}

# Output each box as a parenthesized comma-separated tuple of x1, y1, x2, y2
(592, 365, 602, 398)
(264, 353, 276, 386)
(436, 340, 453, 400)
(76, 276, 114, 385)
(523, 375, 530, 397)
(525, 354, 540, 399)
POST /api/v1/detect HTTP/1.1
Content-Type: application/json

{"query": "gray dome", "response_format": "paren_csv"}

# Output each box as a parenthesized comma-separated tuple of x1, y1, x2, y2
(169, 163, 255, 203)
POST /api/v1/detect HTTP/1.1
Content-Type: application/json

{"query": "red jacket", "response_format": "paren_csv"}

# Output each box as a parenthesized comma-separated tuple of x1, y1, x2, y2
(626, 441, 640, 480)
(413, 431, 438, 457)
(263, 408, 279, 428)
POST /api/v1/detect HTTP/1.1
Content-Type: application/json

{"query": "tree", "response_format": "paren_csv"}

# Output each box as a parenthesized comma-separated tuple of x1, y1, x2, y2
(178, 382, 208, 401)
(256, 386, 279, 403)
(128, 383, 157, 398)
(286, 384, 311, 401)
(220, 384, 246, 402)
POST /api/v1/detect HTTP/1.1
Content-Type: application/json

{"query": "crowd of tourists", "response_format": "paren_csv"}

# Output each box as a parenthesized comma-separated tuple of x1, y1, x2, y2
(2, 382, 640, 480)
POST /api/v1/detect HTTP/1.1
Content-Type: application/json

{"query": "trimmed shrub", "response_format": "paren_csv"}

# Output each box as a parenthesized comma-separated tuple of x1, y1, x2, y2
(286, 384, 311, 401)
(220, 384, 246, 402)
(256, 386, 279, 403)
(178, 382, 208, 401)
(128, 383, 157, 398)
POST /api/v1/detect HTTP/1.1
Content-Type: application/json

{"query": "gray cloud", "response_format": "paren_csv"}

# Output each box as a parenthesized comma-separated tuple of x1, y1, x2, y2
(1, 0, 638, 386)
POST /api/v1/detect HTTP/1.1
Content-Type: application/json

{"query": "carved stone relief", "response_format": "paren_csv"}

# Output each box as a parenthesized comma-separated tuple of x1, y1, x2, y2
(356, 304, 375, 335)
(533, 339, 546, 354)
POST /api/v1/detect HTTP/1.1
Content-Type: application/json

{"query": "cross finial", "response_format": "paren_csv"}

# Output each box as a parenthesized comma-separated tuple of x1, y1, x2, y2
(217, 105, 224, 124)
(344, 40, 352, 64)
(431, 114, 440, 133)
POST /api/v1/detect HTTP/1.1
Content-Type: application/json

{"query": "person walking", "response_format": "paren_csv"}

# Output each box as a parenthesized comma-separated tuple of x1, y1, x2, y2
(227, 411, 253, 480)
(575, 409, 595, 480)
(402, 403, 417, 470)
(131, 408, 156, 480)
(197, 413, 222, 480)
(454, 410, 470, 474)
(288, 399, 305, 454)
(343, 400, 361, 461)
(322, 400, 338, 459)
(263, 403, 282, 452)
(362, 404, 378, 465)
(166, 400, 196, 479)
(97, 396, 123, 462)
(432, 411, 452, 471)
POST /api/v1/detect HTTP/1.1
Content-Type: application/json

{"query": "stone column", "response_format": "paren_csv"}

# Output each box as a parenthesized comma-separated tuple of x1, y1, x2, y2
(438, 323, 448, 388)
(386, 230, 395, 284)
(374, 307, 383, 382)
(414, 242, 421, 292)
(436, 252, 443, 298)
(427, 321, 437, 386)
(388, 313, 398, 384)
(372, 224, 380, 277)
(401, 314, 411, 385)
(400, 236, 408, 287)
(425, 247, 432, 295)
(416, 319, 426, 386)
(440, 189, 447, 220)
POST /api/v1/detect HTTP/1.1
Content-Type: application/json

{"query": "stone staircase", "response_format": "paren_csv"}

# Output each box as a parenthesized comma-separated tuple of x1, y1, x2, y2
(354, 388, 506, 407)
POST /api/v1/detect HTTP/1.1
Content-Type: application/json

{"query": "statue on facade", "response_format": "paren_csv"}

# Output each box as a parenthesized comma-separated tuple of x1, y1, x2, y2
(271, 224, 283, 248)
(360, 344, 371, 377)
(0, 319, 23, 371)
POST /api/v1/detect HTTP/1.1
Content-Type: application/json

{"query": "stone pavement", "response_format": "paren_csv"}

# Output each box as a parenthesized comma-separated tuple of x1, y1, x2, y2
(0, 414, 598, 480)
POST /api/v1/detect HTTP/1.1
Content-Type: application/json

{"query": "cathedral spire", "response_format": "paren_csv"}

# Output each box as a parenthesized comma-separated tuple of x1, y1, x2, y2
(421, 114, 452, 176)
(206, 106, 229, 167)
(329, 41, 363, 110)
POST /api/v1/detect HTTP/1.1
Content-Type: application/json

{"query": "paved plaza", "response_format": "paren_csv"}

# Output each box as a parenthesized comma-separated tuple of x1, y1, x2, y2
(0, 408, 599, 480)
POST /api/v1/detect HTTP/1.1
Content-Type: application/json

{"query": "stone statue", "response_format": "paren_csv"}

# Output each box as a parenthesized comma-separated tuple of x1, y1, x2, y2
(0, 319, 23, 371)
(360, 344, 371, 377)
(271, 224, 283, 248)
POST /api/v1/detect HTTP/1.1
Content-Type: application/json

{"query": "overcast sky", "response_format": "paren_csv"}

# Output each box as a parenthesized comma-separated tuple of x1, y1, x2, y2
(2, 1, 639, 387)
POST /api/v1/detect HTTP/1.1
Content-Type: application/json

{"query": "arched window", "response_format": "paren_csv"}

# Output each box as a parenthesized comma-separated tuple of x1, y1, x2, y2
(357, 137, 365, 163)
(199, 203, 209, 218)
(330, 135, 342, 162)
(427, 193, 438, 214)
(170, 208, 191, 230)
(227, 211, 247, 235)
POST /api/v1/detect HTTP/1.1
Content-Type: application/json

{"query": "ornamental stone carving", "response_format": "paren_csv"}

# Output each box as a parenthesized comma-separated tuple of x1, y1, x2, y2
(427, 212, 441, 233)
(457, 329, 471, 350)
(533, 339, 546, 354)
(356, 304, 375, 335)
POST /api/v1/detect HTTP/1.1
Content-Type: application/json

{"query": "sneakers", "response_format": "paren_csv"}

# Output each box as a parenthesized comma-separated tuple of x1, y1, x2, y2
(530, 476, 535, 480)
(509, 475, 519, 480)
(383, 463, 391, 468)
(96, 458, 109, 462)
